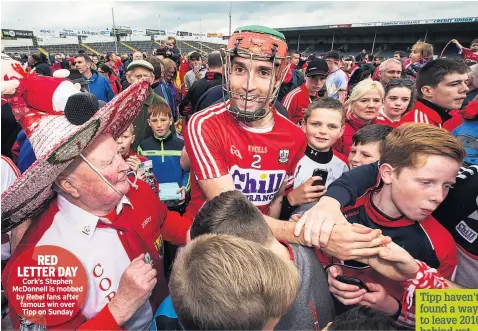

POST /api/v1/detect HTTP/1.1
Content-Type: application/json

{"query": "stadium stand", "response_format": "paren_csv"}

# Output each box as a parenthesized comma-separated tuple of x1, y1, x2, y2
(277, 17, 478, 59)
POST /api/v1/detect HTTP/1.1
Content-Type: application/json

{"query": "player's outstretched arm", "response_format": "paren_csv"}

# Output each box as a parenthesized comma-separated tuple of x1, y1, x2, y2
(198, 175, 236, 200)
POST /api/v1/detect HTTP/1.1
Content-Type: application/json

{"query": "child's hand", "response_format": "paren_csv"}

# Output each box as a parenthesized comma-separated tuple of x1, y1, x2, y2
(327, 266, 367, 305)
(176, 186, 186, 204)
(359, 283, 400, 316)
(287, 176, 326, 206)
(126, 155, 142, 171)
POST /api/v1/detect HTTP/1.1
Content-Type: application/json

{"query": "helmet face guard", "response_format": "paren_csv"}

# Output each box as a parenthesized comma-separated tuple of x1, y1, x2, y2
(222, 27, 291, 122)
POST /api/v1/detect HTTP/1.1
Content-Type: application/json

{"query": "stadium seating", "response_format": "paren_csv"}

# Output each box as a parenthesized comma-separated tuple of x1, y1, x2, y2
(4, 40, 226, 56)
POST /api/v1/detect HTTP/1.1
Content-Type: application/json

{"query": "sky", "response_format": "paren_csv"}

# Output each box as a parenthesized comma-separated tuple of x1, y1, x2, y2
(1, 1, 478, 35)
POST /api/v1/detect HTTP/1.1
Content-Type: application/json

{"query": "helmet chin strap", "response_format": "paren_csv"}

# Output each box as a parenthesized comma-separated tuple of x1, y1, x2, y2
(79, 154, 138, 204)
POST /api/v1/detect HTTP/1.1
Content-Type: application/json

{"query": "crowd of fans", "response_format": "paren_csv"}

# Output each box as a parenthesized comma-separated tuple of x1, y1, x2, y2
(1, 26, 478, 331)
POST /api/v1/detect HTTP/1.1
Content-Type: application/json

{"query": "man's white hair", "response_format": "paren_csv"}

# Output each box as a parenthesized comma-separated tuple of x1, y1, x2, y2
(469, 64, 478, 89)
(379, 58, 402, 73)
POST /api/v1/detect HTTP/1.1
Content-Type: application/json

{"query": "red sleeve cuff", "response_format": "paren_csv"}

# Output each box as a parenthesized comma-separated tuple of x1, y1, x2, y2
(162, 211, 193, 245)
(78, 305, 122, 330)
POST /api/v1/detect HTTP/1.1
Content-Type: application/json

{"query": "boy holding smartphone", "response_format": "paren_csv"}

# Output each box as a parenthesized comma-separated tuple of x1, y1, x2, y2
(280, 98, 348, 219)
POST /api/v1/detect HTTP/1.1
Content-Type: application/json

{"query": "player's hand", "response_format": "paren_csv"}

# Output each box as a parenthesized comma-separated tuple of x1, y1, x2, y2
(293, 196, 348, 247)
(176, 186, 186, 205)
(322, 223, 392, 261)
(357, 241, 419, 281)
(126, 155, 142, 171)
(327, 265, 366, 305)
(109, 254, 157, 326)
(359, 283, 400, 316)
(287, 176, 326, 206)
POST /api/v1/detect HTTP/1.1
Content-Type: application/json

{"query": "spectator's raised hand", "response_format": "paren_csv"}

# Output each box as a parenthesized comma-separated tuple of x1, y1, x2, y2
(109, 254, 157, 326)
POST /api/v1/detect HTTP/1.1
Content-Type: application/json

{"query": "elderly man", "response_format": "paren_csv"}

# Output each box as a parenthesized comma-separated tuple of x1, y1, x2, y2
(125, 60, 167, 149)
(377, 58, 402, 87)
(2, 80, 191, 330)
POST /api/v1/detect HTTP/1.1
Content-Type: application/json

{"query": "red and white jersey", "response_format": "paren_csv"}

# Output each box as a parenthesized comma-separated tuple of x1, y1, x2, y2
(400, 100, 445, 128)
(1, 156, 20, 261)
(282, 84, 318, 125)
(461, 48, 478, 62)
(376, 109, 400, 128)
(184, 100, 307, 218)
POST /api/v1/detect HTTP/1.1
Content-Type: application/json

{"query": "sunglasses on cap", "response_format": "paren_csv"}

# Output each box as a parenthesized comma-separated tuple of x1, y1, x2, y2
(387, 78, 414, 87)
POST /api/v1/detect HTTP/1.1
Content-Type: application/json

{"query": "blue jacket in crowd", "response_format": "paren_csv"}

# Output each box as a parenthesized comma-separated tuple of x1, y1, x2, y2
(84, 71, 115, 103)
(137, 131, 190, 190)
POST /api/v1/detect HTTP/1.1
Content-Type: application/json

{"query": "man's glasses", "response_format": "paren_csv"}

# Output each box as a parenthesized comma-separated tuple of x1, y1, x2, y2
(387, 78, 414, 87)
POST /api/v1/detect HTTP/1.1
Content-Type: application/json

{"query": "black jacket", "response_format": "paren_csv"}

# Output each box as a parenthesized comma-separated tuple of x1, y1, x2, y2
(32, 62, 52, 76)
(179, 71, 223, 117)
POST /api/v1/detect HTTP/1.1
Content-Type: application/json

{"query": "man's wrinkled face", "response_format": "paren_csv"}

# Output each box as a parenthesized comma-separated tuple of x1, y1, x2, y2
(385, 155, 460, 221)
(229, 56, 276, 114)
(133, 52, 143, 61)
(65, 134, 130, 208)
(380, 62, 402, 85)
(127, 67, 154, 84)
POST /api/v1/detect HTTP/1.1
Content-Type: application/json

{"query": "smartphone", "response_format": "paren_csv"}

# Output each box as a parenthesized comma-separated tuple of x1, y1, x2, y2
(336, 275, 370, 292)
(312, 168, 328, 187)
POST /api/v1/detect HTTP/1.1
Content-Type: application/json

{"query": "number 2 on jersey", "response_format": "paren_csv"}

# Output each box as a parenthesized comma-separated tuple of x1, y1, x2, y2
(251, 154, 262, 169)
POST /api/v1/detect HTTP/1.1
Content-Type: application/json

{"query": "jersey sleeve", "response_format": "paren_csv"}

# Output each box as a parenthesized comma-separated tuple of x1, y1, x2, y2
(282, 90, 298, 119)
(184, 113, 229, 180)
(337, 72, 348, 91)
(286, 136, 307, 191)
(324, 162, 379, 207)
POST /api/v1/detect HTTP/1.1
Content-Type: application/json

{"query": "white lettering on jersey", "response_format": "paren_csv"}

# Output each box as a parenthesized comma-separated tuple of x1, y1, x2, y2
(230, 165, 286, 206)
(230, 145, 243, 159)
(456, 220, 477, 244)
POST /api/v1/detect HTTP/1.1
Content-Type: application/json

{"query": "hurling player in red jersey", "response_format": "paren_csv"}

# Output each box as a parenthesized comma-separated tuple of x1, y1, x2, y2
(184, 25, 390, 255)
(184, 25, 306, 219)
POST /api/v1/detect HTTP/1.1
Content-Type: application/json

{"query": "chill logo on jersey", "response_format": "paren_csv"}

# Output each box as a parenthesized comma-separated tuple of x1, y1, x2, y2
(231, 165, 286, 206)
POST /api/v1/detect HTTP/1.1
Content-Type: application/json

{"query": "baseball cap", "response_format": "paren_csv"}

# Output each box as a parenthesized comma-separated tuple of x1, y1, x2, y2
(127, 60, 154, 72)
(306, 58, 329, 77)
